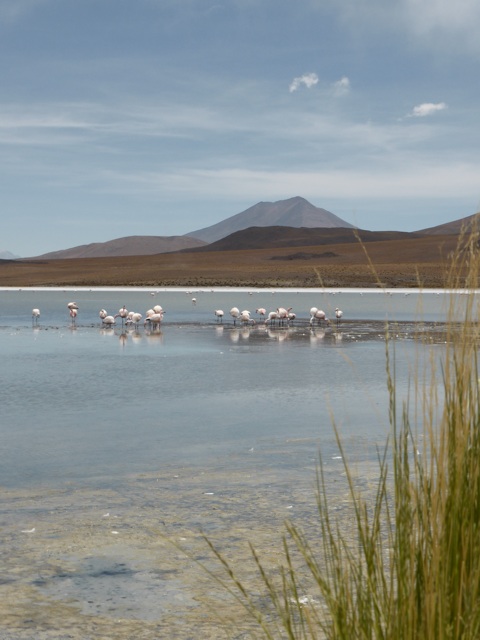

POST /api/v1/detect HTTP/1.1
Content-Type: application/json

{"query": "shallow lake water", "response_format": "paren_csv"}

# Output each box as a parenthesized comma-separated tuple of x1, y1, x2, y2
(0, 286, 471, 638)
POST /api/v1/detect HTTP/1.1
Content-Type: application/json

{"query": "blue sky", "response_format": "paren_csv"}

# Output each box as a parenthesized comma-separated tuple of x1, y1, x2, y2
(1, 0, 479, 256)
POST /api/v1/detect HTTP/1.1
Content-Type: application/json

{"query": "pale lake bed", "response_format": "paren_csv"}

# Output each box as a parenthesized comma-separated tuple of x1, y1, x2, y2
(0, 287, 469, 638)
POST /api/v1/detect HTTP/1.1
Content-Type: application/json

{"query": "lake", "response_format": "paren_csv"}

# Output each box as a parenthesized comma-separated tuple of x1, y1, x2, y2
(0, 286, 469, 639)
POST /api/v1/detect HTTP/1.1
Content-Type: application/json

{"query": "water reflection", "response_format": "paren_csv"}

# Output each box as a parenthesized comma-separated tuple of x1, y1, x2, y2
(24, 317, 449, 350)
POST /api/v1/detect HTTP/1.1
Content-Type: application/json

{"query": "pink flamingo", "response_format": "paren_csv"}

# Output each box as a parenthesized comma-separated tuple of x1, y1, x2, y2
(144, 312, 163, 329)
(276, 307, 289, 325)
(126, 312, 143, 328)
(230, 307, 240, 325)
(102, 315, 116, 327)
(265, 310, 279, 326)
(114, 306, 128, 325)
(309, 308, 329, 326)
(240, 310, 255, 325)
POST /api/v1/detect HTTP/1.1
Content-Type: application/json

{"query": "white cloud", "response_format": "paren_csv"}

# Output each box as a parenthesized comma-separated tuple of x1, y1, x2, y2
(289, 72, 319, 93)
(0, 101, 250, 147)
(409, 102, 448, 117)
(332, 76, 350, 96)
(102, 163, 480, 202)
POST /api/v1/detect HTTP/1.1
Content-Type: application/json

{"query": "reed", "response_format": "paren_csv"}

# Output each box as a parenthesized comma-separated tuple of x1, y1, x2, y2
(206, 225, 480, 639)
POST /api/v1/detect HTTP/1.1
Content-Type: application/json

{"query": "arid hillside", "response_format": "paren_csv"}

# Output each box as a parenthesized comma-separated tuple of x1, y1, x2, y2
(0, 232, 463, 288)
(33, 235, 206, 259)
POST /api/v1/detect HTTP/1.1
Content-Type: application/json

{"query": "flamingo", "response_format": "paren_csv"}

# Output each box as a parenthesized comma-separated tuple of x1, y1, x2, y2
(99, 309, 108, 321)
(67, 302, 78, 317)
(32, 308, 40, 324)
(240, 310, 255, 325)
(102, 315, 116, 327)
(276, 307, 289, 325)
(309, 308, 328, 326)
(115, 306, 128, 325)
(335, 307, 343, 327)
(144, 312, 163, 329)
(265, 310, 279, 326)
(230, 307, 240, 325)
(256, 308, 266, 318)
(214, 309, 224, 322)
(126, 312, 142, 328)
(287, 310, 296, 324)
(153, 304, 163, 314)
(315, 309, 328, 326)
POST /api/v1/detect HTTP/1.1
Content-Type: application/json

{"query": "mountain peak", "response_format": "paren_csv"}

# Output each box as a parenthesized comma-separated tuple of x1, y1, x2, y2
(187, 197, 354, 244)
(0, 250, 21, 260)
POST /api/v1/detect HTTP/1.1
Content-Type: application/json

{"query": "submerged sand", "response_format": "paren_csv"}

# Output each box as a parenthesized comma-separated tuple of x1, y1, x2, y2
(0, 452, 381, 639)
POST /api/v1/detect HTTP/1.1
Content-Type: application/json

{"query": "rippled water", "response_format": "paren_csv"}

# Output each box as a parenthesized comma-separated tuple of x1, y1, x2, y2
(0, 287, 464, 638)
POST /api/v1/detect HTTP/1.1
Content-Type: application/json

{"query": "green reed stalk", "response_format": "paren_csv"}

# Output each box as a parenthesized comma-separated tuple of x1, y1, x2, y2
(206, 224, 480, 639)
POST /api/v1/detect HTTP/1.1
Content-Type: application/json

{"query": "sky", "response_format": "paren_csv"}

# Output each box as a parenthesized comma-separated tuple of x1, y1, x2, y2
(1, 0, 480, 257)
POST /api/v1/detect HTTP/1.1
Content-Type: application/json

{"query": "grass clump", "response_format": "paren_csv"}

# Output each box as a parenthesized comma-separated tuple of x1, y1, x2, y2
(206, 227, 480, 639)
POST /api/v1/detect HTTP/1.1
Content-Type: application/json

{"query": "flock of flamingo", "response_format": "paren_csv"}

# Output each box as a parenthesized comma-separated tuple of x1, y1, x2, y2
(215, 305, 345, 328)
(31, 302, 344, 329)
(220, 306, 343, 327)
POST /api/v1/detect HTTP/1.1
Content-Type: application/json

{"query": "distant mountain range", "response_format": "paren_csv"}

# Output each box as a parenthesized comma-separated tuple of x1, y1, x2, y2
(0, 250, 21, 260)
(28, 197, 354, 259)
(21, 197, 479, 260)
(33, 235, 206, 260)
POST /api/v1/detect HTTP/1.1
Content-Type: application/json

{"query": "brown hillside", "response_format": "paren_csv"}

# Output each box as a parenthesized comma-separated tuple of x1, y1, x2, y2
(418, 212, 480, 235)
(184, 226, 419, 252)
(33, 235, 206, 259)
(0, 233, 462, 288)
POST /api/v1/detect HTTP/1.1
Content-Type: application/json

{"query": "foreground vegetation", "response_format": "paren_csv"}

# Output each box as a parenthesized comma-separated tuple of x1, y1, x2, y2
(204, 230, 480, 638)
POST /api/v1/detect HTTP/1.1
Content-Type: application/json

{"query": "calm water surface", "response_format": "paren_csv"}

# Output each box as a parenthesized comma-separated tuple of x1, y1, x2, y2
(0, 286, 459, 489)
(0, 287, 465, 638)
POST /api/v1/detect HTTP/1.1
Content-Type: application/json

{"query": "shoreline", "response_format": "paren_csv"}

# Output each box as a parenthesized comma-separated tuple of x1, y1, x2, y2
(0, 285, 468, 294)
